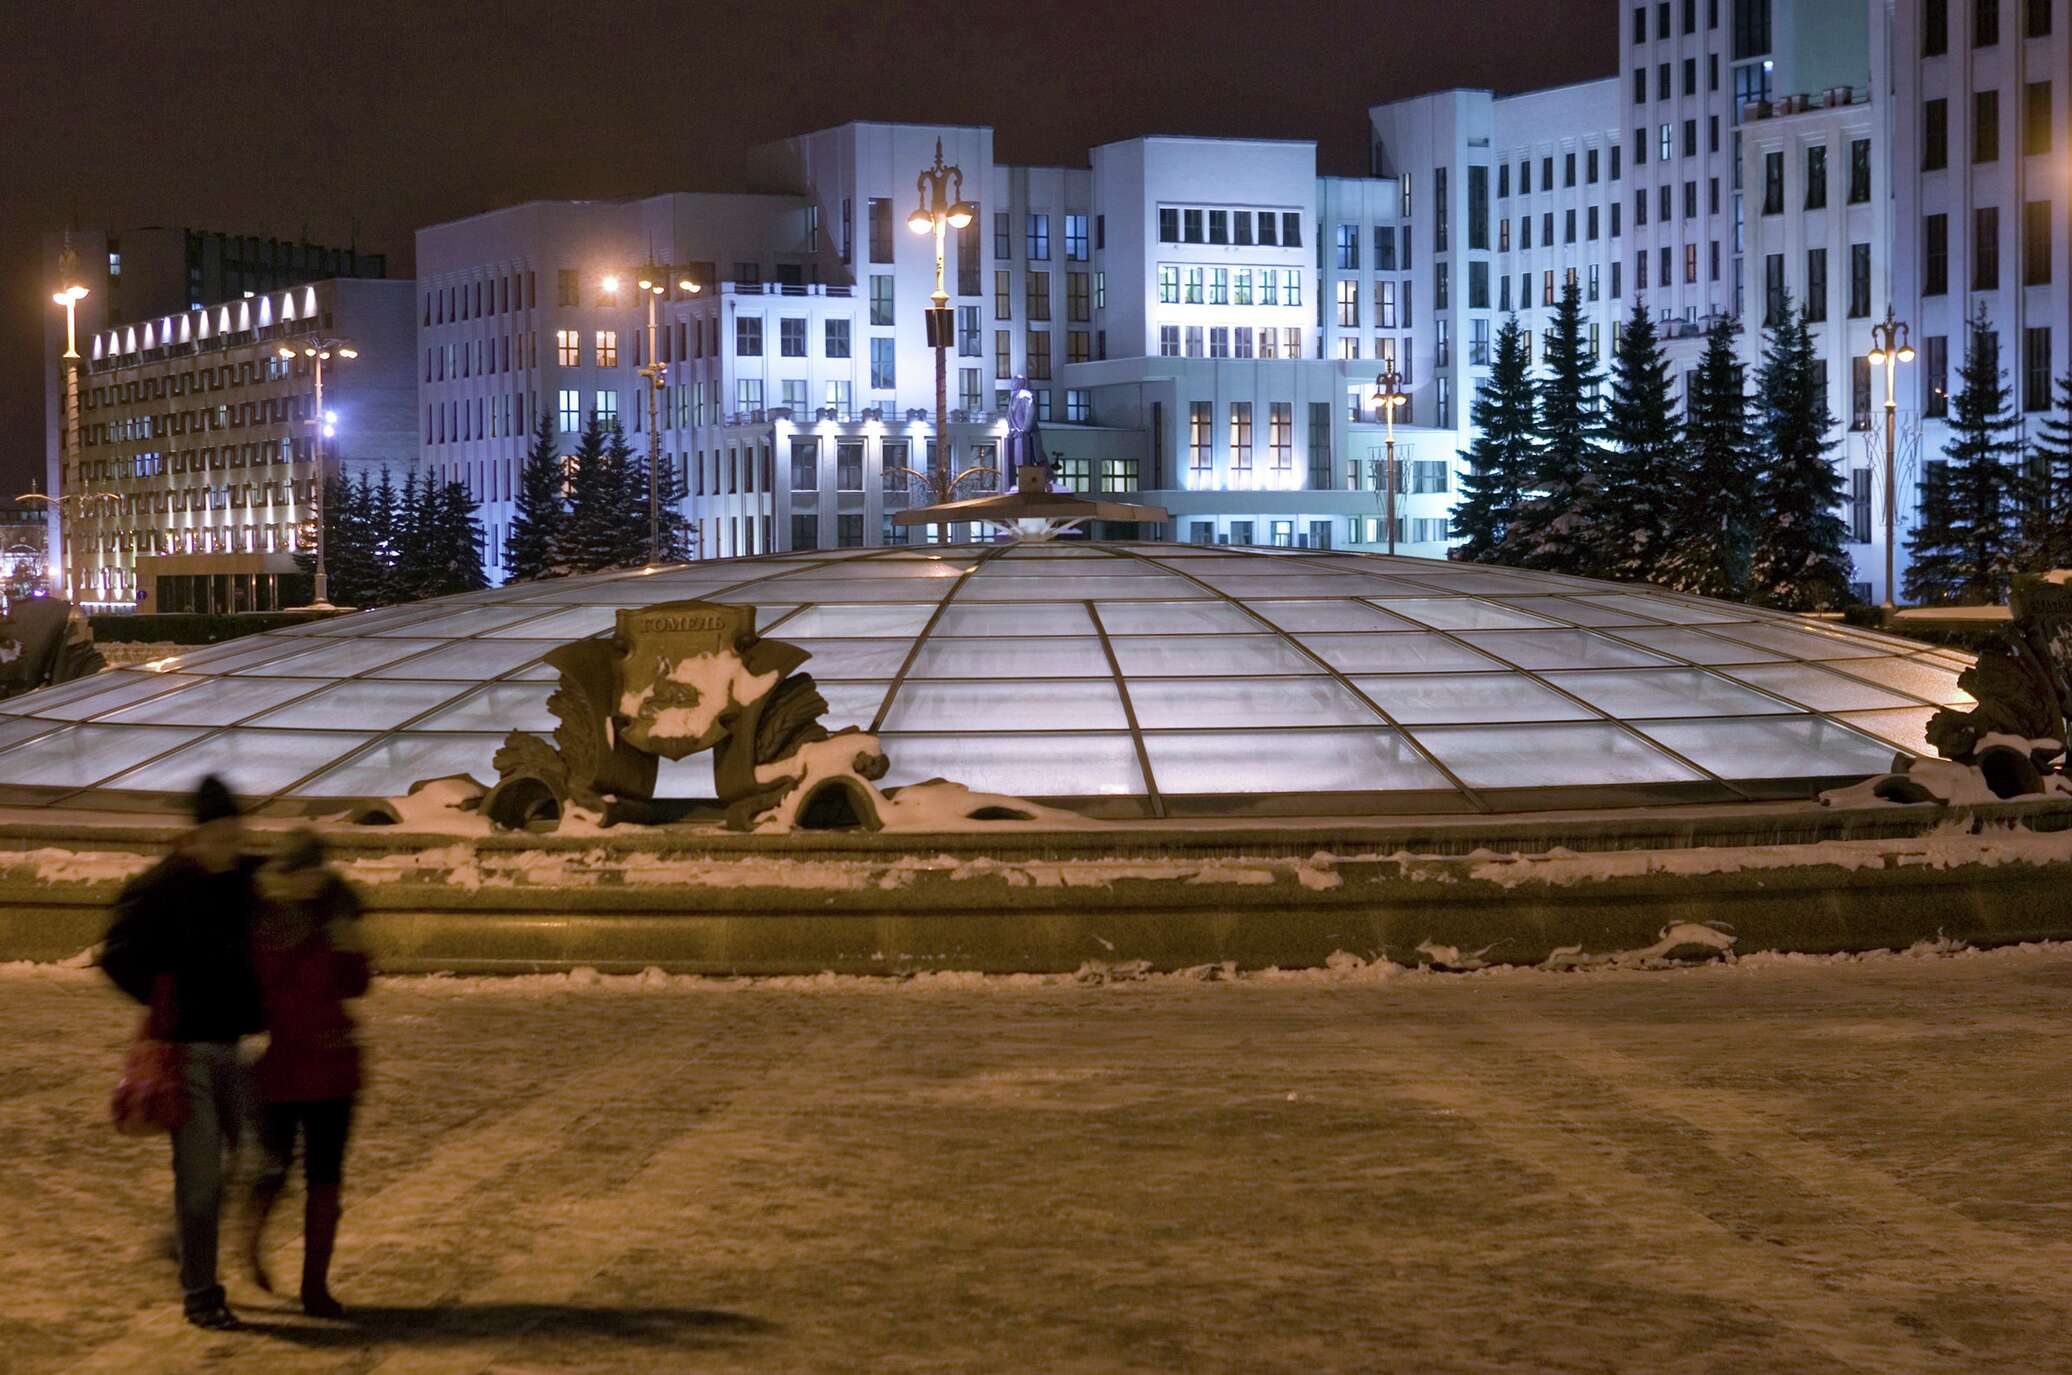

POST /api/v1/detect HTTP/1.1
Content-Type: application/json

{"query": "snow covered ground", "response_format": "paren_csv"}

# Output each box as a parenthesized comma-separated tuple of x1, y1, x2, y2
(4, 945, 2071, 1373)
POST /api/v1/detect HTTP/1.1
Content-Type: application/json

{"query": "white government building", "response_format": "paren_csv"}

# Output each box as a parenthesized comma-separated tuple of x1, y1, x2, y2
(396, 0, 2066, 601)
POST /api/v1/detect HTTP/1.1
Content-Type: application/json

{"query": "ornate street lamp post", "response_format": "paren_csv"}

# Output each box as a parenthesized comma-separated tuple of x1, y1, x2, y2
(277, 337, 358, 608)
(1370, 367, 1407, 556)
(607, 269, 702, 566)
(48, 273, 88, 598)
(908, 139, 976, 544)
(1867, 309, 1915, 610)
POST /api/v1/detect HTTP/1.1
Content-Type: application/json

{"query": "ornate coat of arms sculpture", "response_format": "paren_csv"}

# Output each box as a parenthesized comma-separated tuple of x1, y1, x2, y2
(484, 599, 888, 831)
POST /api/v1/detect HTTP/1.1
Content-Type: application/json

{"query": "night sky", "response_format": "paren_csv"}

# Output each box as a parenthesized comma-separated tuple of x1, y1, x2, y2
(0, 0, 1615, 491)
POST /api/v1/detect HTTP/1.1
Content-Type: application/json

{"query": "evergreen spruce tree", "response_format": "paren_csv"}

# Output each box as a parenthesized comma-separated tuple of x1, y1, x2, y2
(504, 415, 569, 581)
(1904, 311, 2025, 604)
(1659, 317, 1759, 599)
(1596, 299, 1682, 582)
(654, 451, 696, 563)
(610, 421, 655, 567)
(327, 474, 382, 608)
(1749, 300, 1856, 610)
(415, 481, 489, 598)
(557, 411, 621, 573)
(380, 471, 426, 605)
(1499, 278, 1608, 575)
(2017, 372, 2072, 572)
(1450, 314, 1536, 563)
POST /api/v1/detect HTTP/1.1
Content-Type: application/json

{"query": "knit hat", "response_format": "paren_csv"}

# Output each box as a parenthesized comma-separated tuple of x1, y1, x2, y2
(190, 775, 239, 825)
(274, 827, 325, 873)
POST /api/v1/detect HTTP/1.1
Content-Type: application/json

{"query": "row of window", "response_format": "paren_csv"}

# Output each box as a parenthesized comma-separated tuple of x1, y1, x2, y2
(1330, 224, 1416, 271)
(1758, 141, 1874, 214)
(1920, 202, 2058, 293)
(1920, 85, 2056, 170)
(1632, 51, 1723, 106)
(1157, 206, 1306, 249)
(82, 356, 301, 410)
(1158, 266, 1307, 307)
(1496, 147, 1622, 200)
(1921, 0, 2053, 54)
(1158, 324, 1310, 361)
(1632, 0, 1720, 45)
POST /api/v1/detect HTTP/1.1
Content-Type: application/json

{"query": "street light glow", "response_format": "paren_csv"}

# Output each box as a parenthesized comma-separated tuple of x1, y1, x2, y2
(601, 274, 621, 295)
(908, 207, 934, 234)
(679, 279, 699, 294)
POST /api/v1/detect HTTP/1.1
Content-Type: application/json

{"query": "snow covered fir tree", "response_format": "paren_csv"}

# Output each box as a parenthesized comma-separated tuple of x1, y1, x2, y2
(303, 468, 486, 610)
(1906, 313, 2028, 606)
(1596, 300, 1682, 584)
(1747, 299, 1855, 613)
(1450, 315, 1534, 564)
(1499, 279, 1606, 576)
(1658, 317, 1759, 601)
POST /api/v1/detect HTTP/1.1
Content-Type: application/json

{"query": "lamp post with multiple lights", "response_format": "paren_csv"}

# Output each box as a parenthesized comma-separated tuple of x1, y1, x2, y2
(1867, 309, 1915, 610)
(604, 268, 702, 566)
(277, 337, 358, 608)
(1370, 367, 1407, 556)
(49, 253, 90, 597)
(908, 139, 976, 541)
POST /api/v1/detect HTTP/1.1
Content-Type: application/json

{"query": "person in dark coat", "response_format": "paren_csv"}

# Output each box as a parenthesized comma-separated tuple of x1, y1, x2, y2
(240, 828, 367, 1319)
(100, 775, 264, 1330)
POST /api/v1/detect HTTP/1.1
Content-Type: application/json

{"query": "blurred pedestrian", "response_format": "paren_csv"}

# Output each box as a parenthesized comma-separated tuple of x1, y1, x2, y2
(101, 775, 264, 1330)
(240, 828, 367, 1319)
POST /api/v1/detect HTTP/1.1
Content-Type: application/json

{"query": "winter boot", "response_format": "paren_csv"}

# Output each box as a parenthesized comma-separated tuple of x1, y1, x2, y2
(300, 1185, 344, 1318)
(242, 1173, 284, 1293)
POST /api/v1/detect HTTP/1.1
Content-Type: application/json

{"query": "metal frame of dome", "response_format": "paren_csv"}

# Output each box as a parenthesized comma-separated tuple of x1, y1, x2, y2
(0, 543, 1976, 819)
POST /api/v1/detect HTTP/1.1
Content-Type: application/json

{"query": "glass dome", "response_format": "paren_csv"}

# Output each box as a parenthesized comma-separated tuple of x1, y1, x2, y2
(0, 544, 1974, 818)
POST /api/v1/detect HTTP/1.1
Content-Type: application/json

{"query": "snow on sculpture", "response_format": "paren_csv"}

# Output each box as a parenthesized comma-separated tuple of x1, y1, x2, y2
(482, 599, 890, 831)
(1829, 573, 2072, 805)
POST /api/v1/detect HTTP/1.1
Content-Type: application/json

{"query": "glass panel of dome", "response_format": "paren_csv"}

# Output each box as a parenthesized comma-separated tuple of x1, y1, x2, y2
(908, 637, 1112, 678)
(1129, 677, 1375, 728)
(155, 636, 332, 674)
(652, 751, 717, 798)
(1574, 593, 1742, 625)
(26, 671, 201, 722)
(808, 558, 981, 578)
(932, 603, 1093, 636)
(1294, 633, 1500, 674)
(1411, 722, 1704, 787)
(364, 639, 553, 681)
(1611, 626, 1791, 664)
(785, 639, 921, 678)
(509, 660, 565, 681)
(814, 681, 892, 731)
(1110, 635, 1321, 676)
(960, 575, 1202, 601)
(409, 682, 557, 732)
(980, 557, 1166, 577)
(1454, 630, 1677, 671)
(744, 578, 957, 604)
(482, 606, 624, 640)
(1542, 669, 1798, 719)
(884, 679, 1128, 731)
(1189, 575, 1388, 598)
(879, 731, 1144, 797)
(0, 718, 58, 751)
(234, 638, 446, 678)
(1145, 728, 1451, 794)
(1722, 663, 1923, 712)
(105, 729, 380, 796)
(1703, 620, 1901, 661)
(299, 732, 520, 797)
(100, 676, 317, 727)
(1355, 673, 1597, 724)
(1836, 706, 1937, 753)
(1249, 601, 1420, 631)
(1370, 599, 1561, 631)
(1380, 570, 1551, 595)
(304, 604, 450, 636)
(0, 724, 205, 790)
(771, 604, 940, 637)
(1818, 655, 1975, 705)
(249, 680, 471, 730)
(368, 606, 556, 638)
(1637, 716, 1898, 779)
(1490, 596, 1666, 627)
(1094, 602, 1260, 634)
